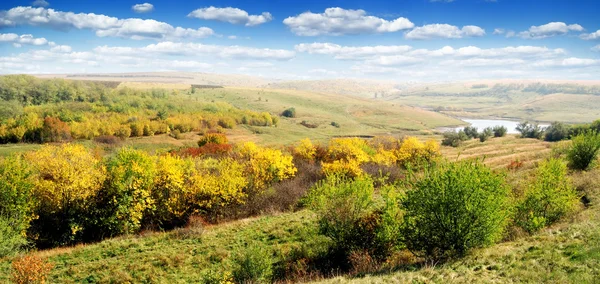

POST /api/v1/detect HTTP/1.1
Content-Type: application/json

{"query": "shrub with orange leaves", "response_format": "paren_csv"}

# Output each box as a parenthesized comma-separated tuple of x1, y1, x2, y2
(11, 254, 53, 284)
(198, 133, 228, 147)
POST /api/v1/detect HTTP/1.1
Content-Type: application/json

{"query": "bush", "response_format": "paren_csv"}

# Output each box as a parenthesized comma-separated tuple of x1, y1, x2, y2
(11, 254, 53, 284)
(231, 244, 273, 284)
(515, 158, 579, 233)
(217, 117, 235, 129)
(463, 126, 479, 139)
(26, 144, 105, 248)
(238, 142, 297, 191)
(493, 125, 507, 137)
(0, 156, 35, 240)
(0, 216, 28, 258)
(150, 155, 194, 229)
(441, 131, 463, 147)
(281, 107, 296, 118)
(294, 138, 316, 160)
(544, 122, 571, 142)
(400, 161, 511, 261)
(306, 176, 401, 261)
(198, 133, 228, 147)
(479, 127, 493, 142)
(516, 121, 544, 139)
(99, 148, 156, 236)
(331, 121, 340, 128)
(94, 135, 120, 145)
(567, 131, 600, 170)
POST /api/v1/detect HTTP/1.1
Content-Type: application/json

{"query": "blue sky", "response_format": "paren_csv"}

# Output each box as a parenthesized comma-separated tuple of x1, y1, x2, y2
(1, 0, 599, 81)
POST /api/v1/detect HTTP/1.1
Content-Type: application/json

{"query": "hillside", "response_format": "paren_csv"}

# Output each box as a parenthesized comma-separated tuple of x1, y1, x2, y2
(388, 80, 600, 123)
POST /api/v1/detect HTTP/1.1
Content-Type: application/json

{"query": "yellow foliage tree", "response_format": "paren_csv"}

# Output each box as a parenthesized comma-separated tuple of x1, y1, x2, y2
(238, 142, 297, 190)
(152, 154, 194, 228)
(395, 137, 441, 167)
(190, 158, 248, 209)
(25, 144, 105, 246)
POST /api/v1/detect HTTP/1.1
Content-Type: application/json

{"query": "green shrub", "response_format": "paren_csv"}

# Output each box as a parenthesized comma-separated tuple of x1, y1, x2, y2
(331, 121, 341, 128)
(281, 107, 296, 118)
(493, 125, 507, 137)
(0, 216, 28, 257)
(516, 121, 544, 139)
(0, 156, 35, 238)
(231, 244, 273, 284)
(400, 160, 511, 261)
(567, 131, 600, 170)
(306, 176, 401, 261)
(442, 130, 468, 147)
(97, 148, 156, 237)
(515, 158, 579, 233)
(463, 126, 479, 139)
(544, 122, 571, 142)
(479, 127, 493, 142)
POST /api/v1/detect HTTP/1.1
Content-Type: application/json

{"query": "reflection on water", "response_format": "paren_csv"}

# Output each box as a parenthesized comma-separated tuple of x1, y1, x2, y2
(453, 119, 549, 134)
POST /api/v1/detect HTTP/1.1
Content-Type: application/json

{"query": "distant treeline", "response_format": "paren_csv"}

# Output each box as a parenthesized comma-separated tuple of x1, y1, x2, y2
(191, 84, 223, 89)
(420, 83, 600, 97)
(0, 75, 277, 144)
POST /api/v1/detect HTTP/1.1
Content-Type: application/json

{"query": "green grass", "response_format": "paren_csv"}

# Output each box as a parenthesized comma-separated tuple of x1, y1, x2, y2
(0, 211, 323, 283)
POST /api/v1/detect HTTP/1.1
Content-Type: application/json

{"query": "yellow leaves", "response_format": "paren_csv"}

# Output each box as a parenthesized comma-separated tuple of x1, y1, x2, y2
(153, 155, 194, 220)
(295, 138, 316, 160)
(190, 158, 248, 209)
(326, 138, 372, 164)
(322, 160, 363, 178)
(395, 137, 441, 167)
(238, 142, 297, 190)
(26, 144, 105, 211)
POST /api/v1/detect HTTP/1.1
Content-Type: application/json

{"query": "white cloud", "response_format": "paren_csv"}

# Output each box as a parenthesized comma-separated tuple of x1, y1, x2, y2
(50, 45, 72, 53)
(518, 22, 584, 39)
(93, 42, 296, 61)
(581, 29, 600, 40)
(188, 7, 272, 26)
(366, 55, 424, 66)
(533, 57, 600, 68)
(295, 42, 412, 59)
(405, 24, 485, 39)
(283, 7, 414, 36)
(0, 6, 213, 40)
(132, 3, 154, 13)
(592, 45, 600, 52)
(0, 33, 48, 46)
(32, 0, 49, 7)
(493, 28, 505, 35)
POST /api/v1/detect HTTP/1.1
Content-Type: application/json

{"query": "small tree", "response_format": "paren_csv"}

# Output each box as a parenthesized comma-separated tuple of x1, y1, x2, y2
(281, 107, 296, 118)
(231, 244, 273, 284)
(479, 127, 493, 142)
(567, 131, 600, 170)
(515, 158, 579, 233)
(544, 122, 571, 142)
(516, 121, 544, 139)
(400, 161, 511, 261)
(463, 126, 479, 139)
(492, 125, 507, 137)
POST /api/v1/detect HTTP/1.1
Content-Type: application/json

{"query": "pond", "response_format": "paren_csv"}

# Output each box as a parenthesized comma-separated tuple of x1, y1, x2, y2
(452, 119, 549, 134)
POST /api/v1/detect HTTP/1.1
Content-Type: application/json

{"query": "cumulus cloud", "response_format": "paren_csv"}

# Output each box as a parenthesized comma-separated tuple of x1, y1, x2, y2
(283, 7, 414, 36)
(50, 45, 72, 53)
(592, 45, 600, 52)
(518, 22, 584, 39)
(132, 3, 154, 13)
(0, 6, 213, 40)
(93, 42, 295, 61)
(581, 29, 600, 40)
(188, 6, 272, 26)
(405, 24, 485, 39)
(533, 57, 600, 68)
(493, 28, 505, 35)
(0, 33, 48, 46)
